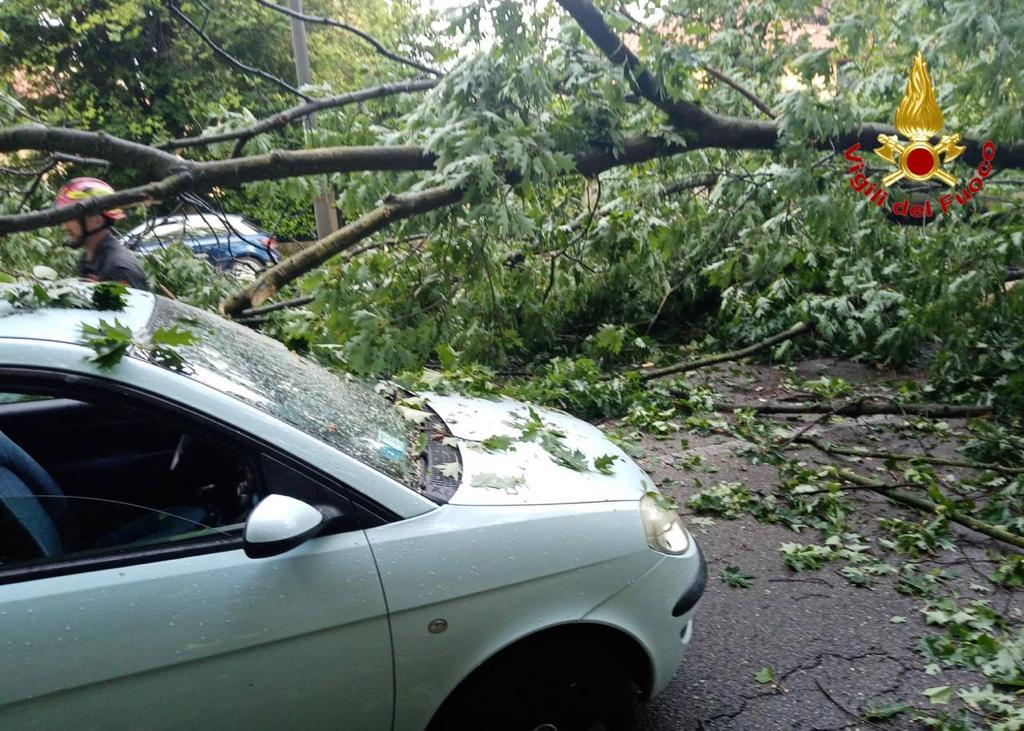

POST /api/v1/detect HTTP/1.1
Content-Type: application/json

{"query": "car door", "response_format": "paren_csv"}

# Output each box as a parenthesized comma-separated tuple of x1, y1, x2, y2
(0, 391, 394, 731)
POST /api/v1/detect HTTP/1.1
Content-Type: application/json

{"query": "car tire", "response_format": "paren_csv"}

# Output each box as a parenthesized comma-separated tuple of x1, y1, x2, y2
(227, 256, 262, 282)
(429, 642, 639, 731)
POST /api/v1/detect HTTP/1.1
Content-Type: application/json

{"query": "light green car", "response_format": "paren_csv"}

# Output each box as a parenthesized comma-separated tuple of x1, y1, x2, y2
(0, 285, 705, 731)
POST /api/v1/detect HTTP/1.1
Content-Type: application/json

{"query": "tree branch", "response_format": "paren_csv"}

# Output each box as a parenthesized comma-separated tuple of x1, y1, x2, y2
(253, 0, 442, 77)
(702, 64, 776, 119)
(640, 320, 813, 380)
(830, 465, 1024, 551)
(0, 126, 185, 179)
(238, 294, 315, 318)
(0, 127, 694, 235)
(158, 78, 439, 154)
(797, 437, 1024, 475)
(554, 0, 1024, 168)
(166, 1, 313, 101)
(716, 400, 993, 418)
(0, 143, 434, 234)
(220, 184, 463, 315)
(662, 173, 719, 195)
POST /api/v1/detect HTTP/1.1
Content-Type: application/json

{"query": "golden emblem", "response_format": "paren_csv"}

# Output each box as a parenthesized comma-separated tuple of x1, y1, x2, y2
(874, 53, 965, 187)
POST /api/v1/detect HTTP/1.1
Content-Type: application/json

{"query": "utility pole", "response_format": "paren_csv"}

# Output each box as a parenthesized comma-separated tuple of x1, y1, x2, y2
(287, 0, 338, 239)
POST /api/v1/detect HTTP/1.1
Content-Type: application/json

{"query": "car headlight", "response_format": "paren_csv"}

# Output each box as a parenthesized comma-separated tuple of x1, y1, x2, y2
(640, 493, 690, 555)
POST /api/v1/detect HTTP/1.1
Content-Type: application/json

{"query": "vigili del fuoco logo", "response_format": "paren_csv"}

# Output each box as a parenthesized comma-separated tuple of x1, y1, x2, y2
(843, 52, 996, 220)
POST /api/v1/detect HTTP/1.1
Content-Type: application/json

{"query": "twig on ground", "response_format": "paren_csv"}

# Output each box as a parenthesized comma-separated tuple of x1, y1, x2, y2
(776, 397, 864, 448)
(813, 679, 885, 730)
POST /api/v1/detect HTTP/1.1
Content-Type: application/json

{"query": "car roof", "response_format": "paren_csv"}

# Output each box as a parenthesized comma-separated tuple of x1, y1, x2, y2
(0, 284, 155, 345)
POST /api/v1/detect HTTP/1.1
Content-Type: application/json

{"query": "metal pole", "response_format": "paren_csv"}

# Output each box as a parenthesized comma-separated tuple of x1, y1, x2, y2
(287, 0, 338, 239)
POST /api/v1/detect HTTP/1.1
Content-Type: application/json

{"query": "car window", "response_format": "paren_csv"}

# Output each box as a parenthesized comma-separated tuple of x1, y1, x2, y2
(0, 392, 252, 570)
(0, 387, 352, 578)
(145, 298, 416, 487)
(147, 222, 187, 241)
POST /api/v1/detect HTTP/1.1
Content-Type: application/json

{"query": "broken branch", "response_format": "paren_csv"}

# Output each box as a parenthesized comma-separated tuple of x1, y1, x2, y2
(702, 65, 776, 119)
(831, 465, 1024, 551)
(716, 401, 993, 418)
(158, 78, 439, 153)
(220, 184, 463, 315)
(643, 320, 813, 381)
(798, 438, 1024, 476)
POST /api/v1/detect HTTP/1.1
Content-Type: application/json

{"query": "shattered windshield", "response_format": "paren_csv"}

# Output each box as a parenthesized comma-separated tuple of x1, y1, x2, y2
(144, 297, 415, 485)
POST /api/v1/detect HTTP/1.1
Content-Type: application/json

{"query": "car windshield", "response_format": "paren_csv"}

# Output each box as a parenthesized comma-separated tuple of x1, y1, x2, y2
(144, 297, 415, 486)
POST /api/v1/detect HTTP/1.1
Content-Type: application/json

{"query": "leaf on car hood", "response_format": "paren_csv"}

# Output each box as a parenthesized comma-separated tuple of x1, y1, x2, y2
(470, 471, 524, 494)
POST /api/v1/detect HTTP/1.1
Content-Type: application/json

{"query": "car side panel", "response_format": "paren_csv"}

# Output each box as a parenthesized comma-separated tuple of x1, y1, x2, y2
(582, 540, 704, 695)
(365, 502, 658, 731)
(0, 533, 393, 730)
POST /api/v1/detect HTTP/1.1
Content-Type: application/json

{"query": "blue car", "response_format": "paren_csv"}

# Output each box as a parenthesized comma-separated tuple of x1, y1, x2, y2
(124, 213, 281, 279)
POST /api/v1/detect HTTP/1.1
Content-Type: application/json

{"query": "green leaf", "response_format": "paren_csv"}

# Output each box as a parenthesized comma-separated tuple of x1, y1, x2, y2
(32, 265, 58, 281)
(79, 319, 134, 370)
(470, 472, 522, 494)
(923, 686, 952, 705)
(397, 406, 433, 424)
(150, 325, 197, 347)
(91, 282, 129, 311)
(722, 565, 754, 588)
(864, 701, 909, 720)
(593, 454, 619, 475)
(436, 343, 458, 370)
(481, 435, 515, 452)
(754, 667, 775, 684)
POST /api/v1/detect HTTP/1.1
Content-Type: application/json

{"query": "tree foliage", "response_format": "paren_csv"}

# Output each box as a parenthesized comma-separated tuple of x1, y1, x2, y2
(1, 0, 1022, 407)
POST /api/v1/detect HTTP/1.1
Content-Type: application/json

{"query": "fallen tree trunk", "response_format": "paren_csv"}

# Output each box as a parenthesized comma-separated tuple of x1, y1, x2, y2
(831, 466, 1024, 551)
(716, 401, 993, 418)
(640, 320, 813, 381)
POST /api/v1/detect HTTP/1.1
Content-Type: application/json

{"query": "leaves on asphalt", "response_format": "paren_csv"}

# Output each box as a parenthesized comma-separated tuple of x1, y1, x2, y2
(721, 565, 754, 588)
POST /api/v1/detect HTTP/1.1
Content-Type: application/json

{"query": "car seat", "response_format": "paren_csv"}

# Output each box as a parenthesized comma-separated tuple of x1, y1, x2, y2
(0, 430, 206, 560)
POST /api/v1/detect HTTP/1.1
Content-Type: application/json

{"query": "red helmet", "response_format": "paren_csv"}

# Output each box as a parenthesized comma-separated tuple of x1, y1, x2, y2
(55, 178, 126, 221)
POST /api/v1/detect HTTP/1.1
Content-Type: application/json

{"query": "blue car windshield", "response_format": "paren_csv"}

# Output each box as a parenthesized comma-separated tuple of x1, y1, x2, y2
(146, 297, 415, 485)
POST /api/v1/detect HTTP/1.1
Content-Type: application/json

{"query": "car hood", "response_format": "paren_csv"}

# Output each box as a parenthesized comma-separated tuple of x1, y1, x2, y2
(422, 394, 655, 506)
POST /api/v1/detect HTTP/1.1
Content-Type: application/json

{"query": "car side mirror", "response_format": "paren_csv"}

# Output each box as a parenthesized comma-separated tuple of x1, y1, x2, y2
(243, 494, 325, 559)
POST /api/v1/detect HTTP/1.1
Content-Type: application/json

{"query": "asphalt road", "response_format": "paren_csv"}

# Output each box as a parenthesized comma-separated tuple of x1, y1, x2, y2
(620, 363, 1020, 730)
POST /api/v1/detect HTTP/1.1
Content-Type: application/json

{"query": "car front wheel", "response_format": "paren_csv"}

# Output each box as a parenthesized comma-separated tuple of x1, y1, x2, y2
(429, 643, 639, 731)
